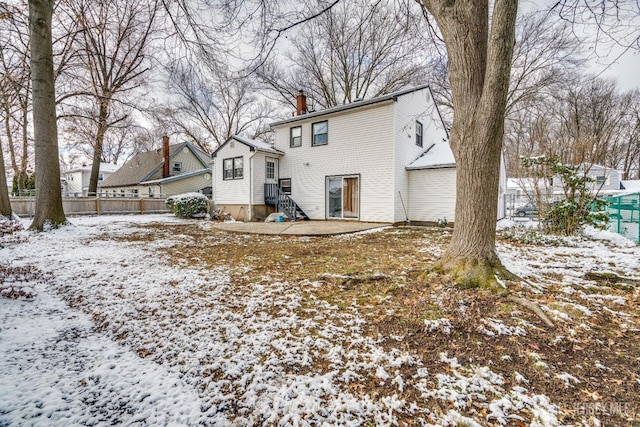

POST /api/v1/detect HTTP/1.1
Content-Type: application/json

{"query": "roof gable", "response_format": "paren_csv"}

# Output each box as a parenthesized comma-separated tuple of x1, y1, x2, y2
(99, 142, 210, 188)
(141, 142, 210, 182)
(213, 135, 283, 157)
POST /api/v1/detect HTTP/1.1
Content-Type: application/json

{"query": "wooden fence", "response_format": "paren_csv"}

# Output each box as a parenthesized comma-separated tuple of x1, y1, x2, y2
(10, 197, 170, 217)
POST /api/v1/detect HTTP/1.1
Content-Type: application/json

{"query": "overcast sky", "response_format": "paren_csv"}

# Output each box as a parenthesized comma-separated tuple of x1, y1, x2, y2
(524, 0, 640, 92)
(592, 50, 639, 92)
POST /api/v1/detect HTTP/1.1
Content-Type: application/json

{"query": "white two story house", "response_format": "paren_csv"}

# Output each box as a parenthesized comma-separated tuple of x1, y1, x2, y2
(62, 163, 119, 197)
(212, 85, 507, 223)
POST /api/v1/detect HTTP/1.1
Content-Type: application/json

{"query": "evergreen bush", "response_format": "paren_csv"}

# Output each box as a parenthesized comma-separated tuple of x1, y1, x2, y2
(165, 193, 209, 218)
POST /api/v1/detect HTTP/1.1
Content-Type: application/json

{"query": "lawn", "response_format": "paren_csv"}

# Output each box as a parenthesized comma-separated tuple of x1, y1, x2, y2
(1, 215, 638, 426)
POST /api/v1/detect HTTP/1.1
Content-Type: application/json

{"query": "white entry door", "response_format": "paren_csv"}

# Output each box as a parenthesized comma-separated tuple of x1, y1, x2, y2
(265, 157, 278, 184)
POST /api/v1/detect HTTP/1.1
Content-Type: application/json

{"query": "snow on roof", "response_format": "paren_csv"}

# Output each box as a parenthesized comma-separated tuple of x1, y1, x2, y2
(406, 143, 455, 170)
(507, 177, 549, 190)
(621, 180, 640, 193)
(141, 168, 210, 185)
(66, 162, 119, 174)
(218, 135, 283, 156)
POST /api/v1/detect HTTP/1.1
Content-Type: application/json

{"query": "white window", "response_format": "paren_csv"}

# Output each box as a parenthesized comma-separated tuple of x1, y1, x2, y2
(312, 121, 328, 146)
(416, 121, 423, 147)
(172, 162, 182, 173)
(223, 157, 243, 180)
(290, 126, 302, 147)
(596, 175, 607, 185)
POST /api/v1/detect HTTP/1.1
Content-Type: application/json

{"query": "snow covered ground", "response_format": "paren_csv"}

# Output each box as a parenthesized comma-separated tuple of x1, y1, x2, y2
(1, 215, 638, 426)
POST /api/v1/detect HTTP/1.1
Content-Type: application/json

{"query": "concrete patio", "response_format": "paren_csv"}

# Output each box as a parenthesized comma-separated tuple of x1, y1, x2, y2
(212, 220, 391, 236)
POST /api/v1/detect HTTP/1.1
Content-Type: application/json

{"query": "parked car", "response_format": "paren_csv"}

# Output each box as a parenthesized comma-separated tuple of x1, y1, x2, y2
(515, 202, 538, 217)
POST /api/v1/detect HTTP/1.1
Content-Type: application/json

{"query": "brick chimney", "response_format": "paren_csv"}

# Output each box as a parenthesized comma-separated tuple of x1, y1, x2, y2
(162, 135, 170, 178)
(296, 90, 307, 116)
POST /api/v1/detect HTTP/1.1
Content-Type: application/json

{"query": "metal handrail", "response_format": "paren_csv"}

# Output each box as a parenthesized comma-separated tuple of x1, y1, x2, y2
(264, 184, 308, 221)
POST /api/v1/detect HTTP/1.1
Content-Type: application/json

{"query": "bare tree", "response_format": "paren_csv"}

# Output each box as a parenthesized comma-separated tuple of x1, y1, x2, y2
(259, 0, 430, 109)
(414, 0, 640, 287)
(0, 2, 32, 194)
(503, 101, 557, 176)
(619, 90, 640, 179)
(550, 76, 629, 168)
(417, 0, 518, 288)
(0, 133, 12, 217)
(61, 104, 152, 165)
(429, 10, 584, 126)
(61, 0, 160, 196)
(153, 64, 275, 151)
(28, 0, 66, 230)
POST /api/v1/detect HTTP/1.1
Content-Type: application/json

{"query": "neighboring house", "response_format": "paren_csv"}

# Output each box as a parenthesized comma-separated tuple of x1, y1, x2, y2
(552, 164, 624, 196)
(213, 85, 508, 223)
(62, 163, 119, 197)
(99, 138, 211, 198)
(506, 177, 553, 201)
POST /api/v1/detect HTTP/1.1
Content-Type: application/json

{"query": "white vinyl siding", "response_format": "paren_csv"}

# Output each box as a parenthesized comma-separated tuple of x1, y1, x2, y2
(393, 89, 448, 223)
(408, 168, 456, 222)
(213, 143, 252, 205)
(275, 102, 396, 222)
(251, 152, 273, 205)
(162, 174, 211, 197)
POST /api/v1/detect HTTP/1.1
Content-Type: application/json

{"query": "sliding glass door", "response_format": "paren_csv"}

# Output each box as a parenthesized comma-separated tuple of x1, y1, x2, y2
(326, 176, 359, 219)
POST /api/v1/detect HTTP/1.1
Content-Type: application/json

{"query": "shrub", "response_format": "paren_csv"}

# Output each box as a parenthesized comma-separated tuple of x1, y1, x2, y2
(165, 192, 209, 218)
(436, 217, 448, 228)
(521, 156, 609, 236)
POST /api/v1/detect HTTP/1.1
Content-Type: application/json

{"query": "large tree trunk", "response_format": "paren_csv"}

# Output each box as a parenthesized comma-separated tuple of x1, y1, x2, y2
(0, 135, 13, 217)
(88, 99, 110, 196)
(422, 0, 518, 289)
(28, 0, 66, 230)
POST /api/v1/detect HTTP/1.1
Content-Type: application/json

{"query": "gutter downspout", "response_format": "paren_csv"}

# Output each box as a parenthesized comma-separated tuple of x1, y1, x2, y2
(248, 150, 257, 222)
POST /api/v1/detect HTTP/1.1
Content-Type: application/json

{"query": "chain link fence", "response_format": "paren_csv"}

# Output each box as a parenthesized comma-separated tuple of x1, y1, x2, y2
(601, 193, 640, 244)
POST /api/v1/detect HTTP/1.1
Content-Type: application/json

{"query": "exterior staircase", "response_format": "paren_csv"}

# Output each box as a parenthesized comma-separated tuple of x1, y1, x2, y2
(264, 184, 310, 221)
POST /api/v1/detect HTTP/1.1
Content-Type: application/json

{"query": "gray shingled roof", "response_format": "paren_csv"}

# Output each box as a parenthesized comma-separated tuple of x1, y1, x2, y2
(99, 143, 210, 188)
(270, 84, 432, 127)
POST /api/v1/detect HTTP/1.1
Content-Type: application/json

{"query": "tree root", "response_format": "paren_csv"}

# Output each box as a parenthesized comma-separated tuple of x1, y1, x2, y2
(585, 271, 638, 291)
(435, 257, 517, 294)
(509, 295, 555, 329)
(318, 273, 388, 289)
